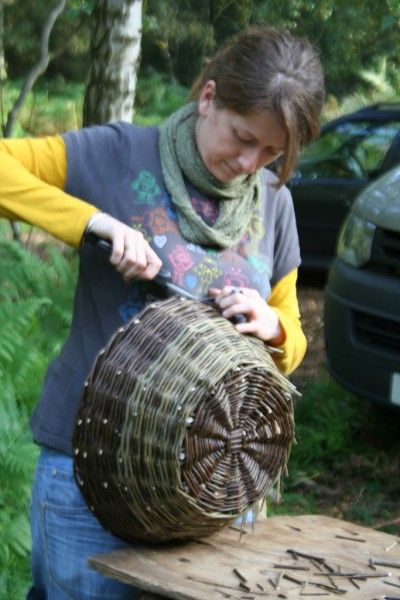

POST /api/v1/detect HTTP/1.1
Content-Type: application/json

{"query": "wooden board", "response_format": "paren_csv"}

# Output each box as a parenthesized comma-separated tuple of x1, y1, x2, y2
(90, 515, 400, 599)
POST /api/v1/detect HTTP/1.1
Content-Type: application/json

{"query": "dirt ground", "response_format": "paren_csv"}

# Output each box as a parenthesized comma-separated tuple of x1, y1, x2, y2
(290, 273, 327, 387)
(285, 275, 400, 534)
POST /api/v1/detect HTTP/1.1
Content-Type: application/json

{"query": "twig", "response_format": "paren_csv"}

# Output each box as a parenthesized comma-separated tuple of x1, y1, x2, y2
(313, 571, 390, 579)
(310, 560, 324, 573)
(335, 534, 366, 543)
(287, 549, 325, 563)
(370, 558, 400, 569)
(4, 0, 67, 137)
(269, 571, 283, 590)
(384, 580, 400, 589)
(233, 568, 247, 583)
(386, 541, 399, 553)
(272, 564, 310, 571)
(229, 525, 248, 534)
(282, 574, 347, 595)
(282, 573, 303, 585)
(255, 583, 264, 591)
(239, 581, 252, 593)
(300, 594, 330, 597)
(318, 560, 338, 589)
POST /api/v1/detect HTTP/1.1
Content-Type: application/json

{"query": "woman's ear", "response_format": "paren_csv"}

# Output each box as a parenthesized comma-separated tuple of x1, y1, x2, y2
(198, 80, 217, 117)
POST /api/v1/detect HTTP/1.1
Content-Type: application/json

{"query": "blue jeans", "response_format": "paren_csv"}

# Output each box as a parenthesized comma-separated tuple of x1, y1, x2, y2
(27, 447, 138, 600)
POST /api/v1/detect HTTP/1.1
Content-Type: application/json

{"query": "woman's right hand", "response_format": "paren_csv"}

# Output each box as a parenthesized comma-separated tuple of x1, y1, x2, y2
(85, 212, 162, 282)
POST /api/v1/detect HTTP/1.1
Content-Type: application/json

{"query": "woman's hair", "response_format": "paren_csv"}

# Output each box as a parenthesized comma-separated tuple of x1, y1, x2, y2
(191, 26, 325, 185)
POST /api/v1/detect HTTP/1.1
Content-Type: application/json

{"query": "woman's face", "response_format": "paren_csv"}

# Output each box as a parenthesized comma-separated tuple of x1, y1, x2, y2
(196, 80, 287, 183)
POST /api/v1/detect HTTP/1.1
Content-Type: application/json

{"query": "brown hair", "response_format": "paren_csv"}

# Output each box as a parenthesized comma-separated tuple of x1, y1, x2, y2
(191, 26, 325, 185)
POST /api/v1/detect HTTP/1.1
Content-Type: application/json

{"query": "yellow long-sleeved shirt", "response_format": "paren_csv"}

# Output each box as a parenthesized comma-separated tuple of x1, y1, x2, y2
(0, 136, 306, 374)
(0, 136, 97, 246)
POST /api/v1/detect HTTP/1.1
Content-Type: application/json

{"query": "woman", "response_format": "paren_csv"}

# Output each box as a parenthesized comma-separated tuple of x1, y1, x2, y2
(0, 26, 324, 600)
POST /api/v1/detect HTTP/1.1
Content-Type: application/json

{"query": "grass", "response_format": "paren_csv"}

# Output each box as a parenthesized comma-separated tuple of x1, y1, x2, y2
(0, 71, 189, 137)
(0, 78, 84, 136)
(270, 372, 400, 536)
(134, 69, 189, 125)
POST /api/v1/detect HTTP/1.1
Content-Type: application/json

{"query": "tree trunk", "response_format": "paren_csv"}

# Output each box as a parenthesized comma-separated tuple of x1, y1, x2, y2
(83, 0, 142, 126)
(0, 0, 5, 81)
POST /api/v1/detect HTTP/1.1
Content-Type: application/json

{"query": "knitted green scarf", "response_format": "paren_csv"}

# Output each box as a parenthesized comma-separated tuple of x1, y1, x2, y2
(159, 102, 262, 249)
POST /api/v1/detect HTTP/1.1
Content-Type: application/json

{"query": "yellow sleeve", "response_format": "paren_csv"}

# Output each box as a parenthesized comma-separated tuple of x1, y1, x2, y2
(267, 268, 307, 375)
(0, 136, 98, 247)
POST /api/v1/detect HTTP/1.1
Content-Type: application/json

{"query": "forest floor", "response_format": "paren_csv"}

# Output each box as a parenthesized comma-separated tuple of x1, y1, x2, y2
(275, 273, 400, 535)
(292, 272, 327, 388)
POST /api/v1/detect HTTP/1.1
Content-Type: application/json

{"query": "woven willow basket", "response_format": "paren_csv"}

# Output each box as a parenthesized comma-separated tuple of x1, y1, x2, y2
(73, 296, 295, 543)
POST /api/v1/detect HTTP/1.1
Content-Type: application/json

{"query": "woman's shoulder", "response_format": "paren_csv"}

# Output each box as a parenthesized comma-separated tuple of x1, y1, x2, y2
(64, 122, 160, 172)
(260, 170, 300, 280)
(65, 121, 158, 147)
(90, 121, 159, 146)
(261, 167, 280, 186)
(111, 121, 159, 137)
(261, 167, 293, 205)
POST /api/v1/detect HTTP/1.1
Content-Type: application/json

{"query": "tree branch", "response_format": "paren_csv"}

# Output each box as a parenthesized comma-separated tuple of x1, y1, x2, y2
(3, 0, 67, 138)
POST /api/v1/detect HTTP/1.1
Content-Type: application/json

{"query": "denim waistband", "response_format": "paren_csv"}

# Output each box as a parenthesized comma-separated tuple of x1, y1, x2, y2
(38, 445, 73, 468)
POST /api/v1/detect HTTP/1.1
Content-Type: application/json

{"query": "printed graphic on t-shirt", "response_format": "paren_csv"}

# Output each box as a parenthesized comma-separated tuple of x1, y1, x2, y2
(119, 288, 146, 322)
(191, 196, 219, 226)
(187, 242, 207, 256)
(131, 223, 152, 242)
(246, 212, 265, 254)
(248, 254, 269, 274)
(131, 206, 179, 236)
(131, 170, 162, 204)
(160, 190, 178, 221)
(120, 169, 272, 320)
(223, 268, 251, 289)
(168, 245, 194, 286)
(193, 256, 223, 291)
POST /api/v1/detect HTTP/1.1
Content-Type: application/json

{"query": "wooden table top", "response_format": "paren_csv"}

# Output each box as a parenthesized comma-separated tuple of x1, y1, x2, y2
(90, 514, 400, 599)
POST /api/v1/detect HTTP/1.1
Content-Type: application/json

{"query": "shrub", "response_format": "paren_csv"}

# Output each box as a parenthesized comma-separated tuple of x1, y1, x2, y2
(0, 237, 77, 596)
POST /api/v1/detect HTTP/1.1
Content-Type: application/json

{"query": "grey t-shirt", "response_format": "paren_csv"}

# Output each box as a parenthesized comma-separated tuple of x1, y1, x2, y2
(30, 121, 300, 454)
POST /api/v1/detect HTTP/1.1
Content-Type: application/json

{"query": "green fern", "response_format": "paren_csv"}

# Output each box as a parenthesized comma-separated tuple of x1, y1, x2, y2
(0, 382, 38, 595)
(0, 297, 51, 363)
(0, 238, 77, 597)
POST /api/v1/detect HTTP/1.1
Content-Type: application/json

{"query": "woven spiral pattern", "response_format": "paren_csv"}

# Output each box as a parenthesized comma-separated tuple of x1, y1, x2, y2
(73, 297, 295, 543)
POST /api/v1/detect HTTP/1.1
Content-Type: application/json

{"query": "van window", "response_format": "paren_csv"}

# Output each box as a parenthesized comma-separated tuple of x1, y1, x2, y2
(297, 121, 400, 179)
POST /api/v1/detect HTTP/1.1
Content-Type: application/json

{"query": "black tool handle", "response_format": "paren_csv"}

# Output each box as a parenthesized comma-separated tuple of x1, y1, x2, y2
(84, 231, 172, 282)
(84, 231, 246, 324)
(85, 231, 113, 255)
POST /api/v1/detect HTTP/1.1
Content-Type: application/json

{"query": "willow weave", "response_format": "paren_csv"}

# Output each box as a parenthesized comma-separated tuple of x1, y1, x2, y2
(73, 297, 296, 543)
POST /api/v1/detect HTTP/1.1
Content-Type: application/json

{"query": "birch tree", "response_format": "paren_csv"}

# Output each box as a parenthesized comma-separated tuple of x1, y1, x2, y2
(83, 0, 142, 126)
(0, 0, 5, 81)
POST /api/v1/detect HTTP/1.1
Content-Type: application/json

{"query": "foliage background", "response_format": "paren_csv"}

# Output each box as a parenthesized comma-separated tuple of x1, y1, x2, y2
(3, 0, 400, 98)
(0, 234, 77, 598)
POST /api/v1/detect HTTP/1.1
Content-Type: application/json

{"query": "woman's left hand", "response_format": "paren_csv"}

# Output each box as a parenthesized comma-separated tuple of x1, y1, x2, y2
(208, 286, 285, 346)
